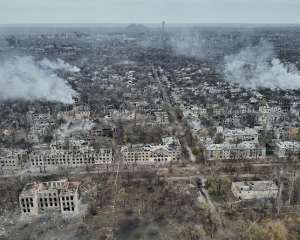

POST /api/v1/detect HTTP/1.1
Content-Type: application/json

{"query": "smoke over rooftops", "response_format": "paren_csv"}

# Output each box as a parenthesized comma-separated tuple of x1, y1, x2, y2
(0, 56, 78, 103)
(224, 40, 300, 89)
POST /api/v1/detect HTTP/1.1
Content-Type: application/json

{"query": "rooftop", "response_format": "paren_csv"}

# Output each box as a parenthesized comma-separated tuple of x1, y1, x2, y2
(232, 181, 278, 191)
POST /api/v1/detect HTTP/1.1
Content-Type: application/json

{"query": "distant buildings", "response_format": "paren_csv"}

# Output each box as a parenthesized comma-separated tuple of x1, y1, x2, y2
(20, 180, 80, 215)
(231, 181, 278, 200)
(162, 21, 165, 32)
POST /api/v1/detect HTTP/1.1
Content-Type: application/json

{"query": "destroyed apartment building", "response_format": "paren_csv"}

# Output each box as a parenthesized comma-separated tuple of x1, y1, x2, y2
(231, 181, 278, 200)
(275, 141, 300, 158)
(0, 149, 24, 168)
(121, 137, 181, 164)
(50, 139, 90, 151)
(19, 179, 80, 215)
(30, 148, 112, 166)
(206, 142, 266, 160)
(223, 127, 259, 142)
(89, 123, 115, 138)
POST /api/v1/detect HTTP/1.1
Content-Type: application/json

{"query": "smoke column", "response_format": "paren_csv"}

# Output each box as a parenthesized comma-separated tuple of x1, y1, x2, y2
(224, 40, 300, 89)
(40, 58, 80, 72)
(0, 56, 78, 103)
(169, 34, 203, 58)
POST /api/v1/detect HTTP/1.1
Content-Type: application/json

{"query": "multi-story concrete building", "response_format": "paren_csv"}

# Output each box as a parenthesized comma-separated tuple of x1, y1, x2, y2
(19, 180, 80, 215)
(121, 137, 181, 164)
(57, 109, 90, 121)
(30, 148, 112, 166)
(50, 140, 89, 151)
(90, 123, 114, 138)
(223, 128, 259, 142)
(231, 181, 278, 200)
(275, 141, 300, 158)
(27, 112, 51, 123)
(0, 149, 24, 168)
(259, 104, 282, 113)
(206, 142, 266, 160)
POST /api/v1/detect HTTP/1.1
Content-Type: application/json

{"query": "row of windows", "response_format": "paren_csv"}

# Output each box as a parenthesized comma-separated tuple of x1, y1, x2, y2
(22, 203, 33, 208)
(39, 197, 58, 202)
(40, 202, 58, 207)
(32, 160, 110, 166)
(124, 151, 179, 156)
(31, 157, 110, 162)
(21, 198, 33, 202)
(62, 207, 75, 211)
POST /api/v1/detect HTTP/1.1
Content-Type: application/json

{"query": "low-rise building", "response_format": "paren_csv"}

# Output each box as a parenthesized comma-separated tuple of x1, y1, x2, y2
(231, 181, 278, 200)
(275, 141, 300, 158)
(19, 180, 80, 215)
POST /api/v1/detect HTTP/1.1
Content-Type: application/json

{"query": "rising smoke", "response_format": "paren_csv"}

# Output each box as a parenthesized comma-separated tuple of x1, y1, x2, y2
(0, 56, 78, 103)
(169, 33, 203, 58)
(224, 40, 300, 89)
(40, 58, 80, 72)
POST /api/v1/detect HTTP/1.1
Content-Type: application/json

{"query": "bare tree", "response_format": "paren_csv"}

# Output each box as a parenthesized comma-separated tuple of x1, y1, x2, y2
(276, 181, 284, 213)
(288, 170, 300, 205)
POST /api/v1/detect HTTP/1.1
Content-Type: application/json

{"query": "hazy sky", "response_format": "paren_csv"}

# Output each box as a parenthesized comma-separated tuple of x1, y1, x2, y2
(0, 0, 300, 24)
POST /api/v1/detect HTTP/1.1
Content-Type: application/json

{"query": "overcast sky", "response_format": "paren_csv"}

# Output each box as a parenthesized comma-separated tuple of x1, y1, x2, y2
(0, 0, 300, 24)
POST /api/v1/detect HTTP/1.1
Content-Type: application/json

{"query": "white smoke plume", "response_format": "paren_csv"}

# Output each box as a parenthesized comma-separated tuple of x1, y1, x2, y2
(0, 56, 77, 103)
(169, 35, 203, 58)
(40, 58, 80, 72)
(224, 40, 300, 89)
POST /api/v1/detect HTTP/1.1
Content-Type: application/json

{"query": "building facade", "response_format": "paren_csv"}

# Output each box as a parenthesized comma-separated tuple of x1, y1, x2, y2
(20, 180, 80, 215)
(275, 141, 300, 158)
(0, 149, 23, 168)
(223, 128, 259, 142)
(30, 148, 112, 166)
(206, 142, 266, 160)
(121, 137, 181, 164)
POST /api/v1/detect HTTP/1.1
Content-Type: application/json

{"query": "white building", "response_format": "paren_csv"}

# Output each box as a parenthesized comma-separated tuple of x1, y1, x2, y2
(275, 141, 300, 158)
(231, 181, 278, 200)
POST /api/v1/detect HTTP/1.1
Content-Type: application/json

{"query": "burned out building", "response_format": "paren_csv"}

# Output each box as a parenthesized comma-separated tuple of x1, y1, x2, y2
(0, 149, 24, 168)
(20, 180, 80, 215)
(29, 148, 112, 166)
(89, 123, 115, 138)
(121, 137, 181, 164)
